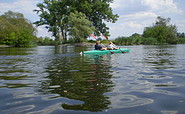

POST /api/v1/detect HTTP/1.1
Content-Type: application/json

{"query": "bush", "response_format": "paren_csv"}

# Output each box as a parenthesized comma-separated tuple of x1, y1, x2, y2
(143, 16, 178, 44)
(0, 11, 37, 47)
(141, 37, 158, 45)
(178, 38, 185, 44)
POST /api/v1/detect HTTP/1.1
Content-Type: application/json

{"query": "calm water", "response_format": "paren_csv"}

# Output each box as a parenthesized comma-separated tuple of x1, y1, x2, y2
(0, 45, 185, 114)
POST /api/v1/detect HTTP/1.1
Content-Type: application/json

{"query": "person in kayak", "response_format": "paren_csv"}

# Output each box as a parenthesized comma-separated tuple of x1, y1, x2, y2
(95, 41, 107, 50)
(107, 41, 119, 50)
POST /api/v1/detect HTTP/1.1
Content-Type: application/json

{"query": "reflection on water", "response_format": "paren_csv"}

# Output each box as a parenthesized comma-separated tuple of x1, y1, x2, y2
(39, 54, 114, 111)
(143, 45, 177, 69)
(0, 45, 185, 113)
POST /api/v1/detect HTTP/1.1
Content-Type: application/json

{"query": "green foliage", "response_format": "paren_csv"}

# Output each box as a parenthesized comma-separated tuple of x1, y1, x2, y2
(0, 11, 37, 47)
(114, 17, 184, 45)
(36, 37, 60, 46)
(3, 32, 17, 46)
(68, 11, 95, 43)
(87, 40, 96, 43)
(34, 0, 118, 42)
(65, 38, 76, 44)
(177, 32, 185, 38)
(178, 38, 185, 44)
(101, 40, 110, 44)
(143, 16, 178, 44)
(141, 37, 158, 45)
(114, 34, 143, 45)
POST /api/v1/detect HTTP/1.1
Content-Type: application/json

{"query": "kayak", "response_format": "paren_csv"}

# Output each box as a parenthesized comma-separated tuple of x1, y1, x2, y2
(80, 48, 130, 55)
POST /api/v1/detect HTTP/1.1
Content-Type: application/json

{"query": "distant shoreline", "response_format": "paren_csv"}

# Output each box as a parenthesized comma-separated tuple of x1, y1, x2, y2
(62, 43, 95, 46)
(0, 43, 96, 47)
(0, 45, 11, 47)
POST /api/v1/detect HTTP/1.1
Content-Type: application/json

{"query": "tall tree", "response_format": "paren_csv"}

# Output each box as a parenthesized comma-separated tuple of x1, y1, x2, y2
(34, 0, 118, 42)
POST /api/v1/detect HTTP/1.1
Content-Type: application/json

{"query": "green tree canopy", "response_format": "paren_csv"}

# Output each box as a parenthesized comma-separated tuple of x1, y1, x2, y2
(0, 11, 37, 47)
(143, 16, 178, 44)
(68, 11, 95, 43)
(34, 0, 118, 43)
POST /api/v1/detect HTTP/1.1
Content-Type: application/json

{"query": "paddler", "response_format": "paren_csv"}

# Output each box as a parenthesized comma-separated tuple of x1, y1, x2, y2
(95, 41, 107, 50)
(107, 41, 119, 50)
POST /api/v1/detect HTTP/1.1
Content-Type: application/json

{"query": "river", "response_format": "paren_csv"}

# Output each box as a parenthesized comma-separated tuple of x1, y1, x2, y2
(0, 45, 185, 114)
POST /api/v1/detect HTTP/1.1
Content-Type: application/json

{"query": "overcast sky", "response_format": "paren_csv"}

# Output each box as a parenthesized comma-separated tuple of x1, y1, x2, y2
(0, 0, 185, 39)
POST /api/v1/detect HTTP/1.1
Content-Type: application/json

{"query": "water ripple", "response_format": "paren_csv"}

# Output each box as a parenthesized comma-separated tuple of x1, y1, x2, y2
(109, 94, 153, 108)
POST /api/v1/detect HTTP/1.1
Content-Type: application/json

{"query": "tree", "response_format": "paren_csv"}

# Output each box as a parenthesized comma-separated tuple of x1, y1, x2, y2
(34, 0, 63, 41)
(34, 0, 118, 42)
(68, 11, 95, 43)
(0, 17, 19, 44)
(143, 16, 178, 44)
(0, 11, 37, 47)
(74, 0, 118, 36)
(177, 32, 185, 38)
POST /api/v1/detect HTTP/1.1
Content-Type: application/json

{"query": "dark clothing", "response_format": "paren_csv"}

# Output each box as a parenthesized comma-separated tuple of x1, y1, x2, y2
(95, 45, 102, 50)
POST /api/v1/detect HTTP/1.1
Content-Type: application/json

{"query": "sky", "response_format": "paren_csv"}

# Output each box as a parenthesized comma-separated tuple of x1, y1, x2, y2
(0, 0, 185, 39)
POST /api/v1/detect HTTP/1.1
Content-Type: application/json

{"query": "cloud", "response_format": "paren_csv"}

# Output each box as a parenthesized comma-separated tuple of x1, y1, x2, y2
(108, 0, 185, 39)
(173, 19, 185, 33)
(111, 0, 138, 9)
(141, 0, 183, 14)
(108, 11, 158, 38)
(0, 0, 40, 21)
(111, 0, 183, 15)
(0, 0, 35, 13)
(36, 26, 53, 37)
(119, 12, 153, 29)
(120, 11, 157, 21)
(121, 21, 142, 29)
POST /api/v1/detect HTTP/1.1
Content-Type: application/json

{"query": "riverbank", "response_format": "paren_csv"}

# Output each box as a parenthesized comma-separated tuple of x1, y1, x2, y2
(0, 45, 11, 47)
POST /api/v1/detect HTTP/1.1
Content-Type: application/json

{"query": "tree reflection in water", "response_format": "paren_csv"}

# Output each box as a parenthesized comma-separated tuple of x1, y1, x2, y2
(38, 54, 114, 112)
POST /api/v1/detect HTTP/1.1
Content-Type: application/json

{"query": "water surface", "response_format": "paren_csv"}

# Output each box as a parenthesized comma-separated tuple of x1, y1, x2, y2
(0, 45, 185, 114)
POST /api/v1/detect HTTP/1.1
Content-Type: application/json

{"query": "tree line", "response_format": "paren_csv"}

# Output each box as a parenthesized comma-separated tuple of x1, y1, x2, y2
(0, 0, 118, 47)
(0, 11, 37, 47)
(114, 16, 185, 45)
(1, 1, 185, 47)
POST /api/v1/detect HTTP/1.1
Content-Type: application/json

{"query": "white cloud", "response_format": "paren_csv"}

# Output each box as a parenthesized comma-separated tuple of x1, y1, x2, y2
(120, 21, 143, 29)
(141, 0, 183, 14)
(36, 26, 53, 37)
(0, 0, 39, 14)
(173, 19, 185, 33)
(108, 0, 185, 39)
(108, 11, 158, 38)
(120, 11, 157, 21)
(0, 0, 42, 23)
(111, 0, 137, 9)
(110, 0, 121, 8)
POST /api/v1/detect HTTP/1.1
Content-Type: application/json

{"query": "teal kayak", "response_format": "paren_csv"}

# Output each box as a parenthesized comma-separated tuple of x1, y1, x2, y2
(80, 48, 130, 55)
